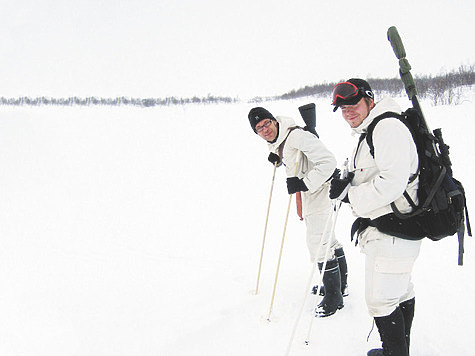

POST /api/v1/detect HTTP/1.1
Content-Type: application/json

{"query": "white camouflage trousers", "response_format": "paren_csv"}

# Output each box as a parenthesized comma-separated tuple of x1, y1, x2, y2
(305, 210, 343, 263)
(361, 227, 422, 317)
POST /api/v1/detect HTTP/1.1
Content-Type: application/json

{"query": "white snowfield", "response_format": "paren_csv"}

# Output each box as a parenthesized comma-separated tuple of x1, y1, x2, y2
(0, 90, 473, 355)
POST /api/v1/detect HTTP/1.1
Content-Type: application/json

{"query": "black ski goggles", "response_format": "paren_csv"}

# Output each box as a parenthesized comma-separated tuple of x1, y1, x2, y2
(331, 82, 374, 105)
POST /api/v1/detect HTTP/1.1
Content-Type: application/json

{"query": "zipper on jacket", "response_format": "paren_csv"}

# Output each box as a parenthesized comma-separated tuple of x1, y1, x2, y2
(354, 133, 367, 170)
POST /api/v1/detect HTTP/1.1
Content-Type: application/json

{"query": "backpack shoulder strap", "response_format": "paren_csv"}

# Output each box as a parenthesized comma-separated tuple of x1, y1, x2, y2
(366, 111, 420, 214)
(366, 111, 403, 158)
(278, 126, 302, 159)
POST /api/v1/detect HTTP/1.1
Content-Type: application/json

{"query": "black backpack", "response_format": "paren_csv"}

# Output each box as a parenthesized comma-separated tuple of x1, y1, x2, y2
(363, 108, 471, 265)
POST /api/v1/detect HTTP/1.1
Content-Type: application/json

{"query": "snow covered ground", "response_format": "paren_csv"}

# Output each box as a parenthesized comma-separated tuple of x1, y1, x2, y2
(0, 90, 473, 355)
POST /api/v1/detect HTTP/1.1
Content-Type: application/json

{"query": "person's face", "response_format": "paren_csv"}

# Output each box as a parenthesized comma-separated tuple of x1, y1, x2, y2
(340, 98, 374, 128)
(256, 119, 278, 141)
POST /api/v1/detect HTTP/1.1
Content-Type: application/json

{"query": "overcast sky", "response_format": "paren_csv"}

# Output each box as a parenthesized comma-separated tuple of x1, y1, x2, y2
(0, 0, 473, 99)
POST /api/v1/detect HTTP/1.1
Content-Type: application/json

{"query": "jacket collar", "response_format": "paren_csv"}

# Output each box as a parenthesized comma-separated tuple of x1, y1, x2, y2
(268, 115, 297, 151)
(351, 97, 402, 135)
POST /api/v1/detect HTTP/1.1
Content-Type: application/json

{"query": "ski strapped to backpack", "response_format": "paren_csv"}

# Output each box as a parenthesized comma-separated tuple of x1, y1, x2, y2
(352, 107, 471, 265)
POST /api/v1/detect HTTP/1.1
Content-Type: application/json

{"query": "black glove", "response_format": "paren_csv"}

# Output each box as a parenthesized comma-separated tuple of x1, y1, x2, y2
(268, 152, 281, 166)
(286, 177, 309, 194)
(329, 172, 355, 203)
(327, 168, 340, 181)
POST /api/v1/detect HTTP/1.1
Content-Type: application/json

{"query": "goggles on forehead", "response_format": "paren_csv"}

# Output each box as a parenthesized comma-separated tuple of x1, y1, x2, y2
(331, 82, 374, 105)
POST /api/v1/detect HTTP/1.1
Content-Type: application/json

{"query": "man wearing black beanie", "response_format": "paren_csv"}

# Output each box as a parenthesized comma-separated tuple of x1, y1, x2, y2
(248, 106, 349, 317)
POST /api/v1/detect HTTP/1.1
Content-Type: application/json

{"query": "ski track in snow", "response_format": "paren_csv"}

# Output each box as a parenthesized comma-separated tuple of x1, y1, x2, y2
(0, 90, 473, 355)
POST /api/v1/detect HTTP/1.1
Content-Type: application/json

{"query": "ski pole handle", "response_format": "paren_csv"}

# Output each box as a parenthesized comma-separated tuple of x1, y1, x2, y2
(340, 158, 349, 180)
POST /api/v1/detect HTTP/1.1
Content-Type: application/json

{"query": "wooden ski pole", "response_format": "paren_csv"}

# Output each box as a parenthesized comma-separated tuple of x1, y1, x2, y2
(255, 161, 278, 295)
(285, 208, 334, 355)
(304, 200, 341, 344)
(304, 159, 348, 344)
(266, 151, 302, 321)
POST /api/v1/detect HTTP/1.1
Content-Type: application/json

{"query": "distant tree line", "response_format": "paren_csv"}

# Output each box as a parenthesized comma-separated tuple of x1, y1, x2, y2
(0, 65, 473, 107)
(272, 64, 474, 106)
(0, 94, 238, 107)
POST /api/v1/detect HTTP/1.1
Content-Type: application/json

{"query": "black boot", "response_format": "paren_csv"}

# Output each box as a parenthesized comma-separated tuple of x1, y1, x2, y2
(400, 298, 415, 354)
(315, 258, 344, 317)
(312, 247, 349, 297)
(335, 247, 348, 296)
(369, 307, 409, 356)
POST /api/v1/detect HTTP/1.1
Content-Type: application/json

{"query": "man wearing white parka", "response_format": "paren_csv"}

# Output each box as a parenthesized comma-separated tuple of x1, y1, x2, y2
(330, 78, 421, 356)
(248, 106, 349, 317)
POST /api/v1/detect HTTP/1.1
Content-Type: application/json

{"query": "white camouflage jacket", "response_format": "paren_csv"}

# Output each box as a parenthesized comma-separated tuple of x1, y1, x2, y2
(347, 97, 419, 220)
(268, 115, 337, 215)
